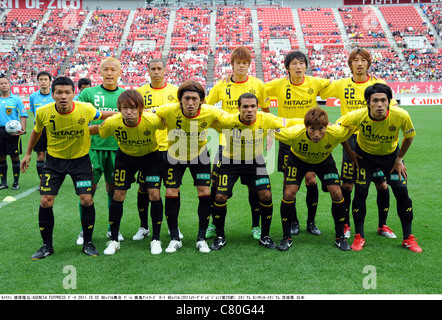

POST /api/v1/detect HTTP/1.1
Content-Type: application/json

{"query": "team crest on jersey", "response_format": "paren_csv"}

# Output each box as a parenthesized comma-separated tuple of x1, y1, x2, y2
(78, 118, 86, 125)
(168, 94, 175, 101)
(308, 88, 314, 95)
(249, 89, 256, 95)
(144, 130, 151, 136)
(389, 125, 397, 132)
(6, 108, 12, 115)
(200, 121, 208, 129)
(325, 143, 332, 149)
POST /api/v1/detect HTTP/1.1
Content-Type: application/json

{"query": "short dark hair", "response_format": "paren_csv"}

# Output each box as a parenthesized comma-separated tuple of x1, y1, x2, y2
(37, 71, 52, 81)
(148, 58, 164, 68)
(238, 92, 258, 108)
(0, 74, 8, 81)
(51, 76, 75, 92)
(77, 78, 92, 90)
(364, 83, 393, 106)
(117, 89, 144, 114)
(284, 50, 309, 69)
(177, 80, 205, 102)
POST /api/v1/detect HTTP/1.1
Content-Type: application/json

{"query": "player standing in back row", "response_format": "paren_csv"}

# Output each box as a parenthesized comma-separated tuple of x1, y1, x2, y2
(320, 48, 398, 239)
(265, 51, 331, 236)
(135, 58, 179, 241)
(29, 71, 54, 180)
(75, 57, 126, 245)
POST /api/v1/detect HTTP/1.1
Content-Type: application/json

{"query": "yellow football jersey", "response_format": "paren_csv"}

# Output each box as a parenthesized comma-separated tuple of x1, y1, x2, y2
(320, 75, 398, 116)
(265, 76, 331, 118)
(206, 76, 270, 113)
(136, 83, 179, 151)
(336, 106, 415, 156)
(275, 124, 355, 164)
(153, 103, 225, 161)
(206, 76, 270, 147)
(34, 101, 101, 159)
(99, 113, 164, 157)
(211, 112, 302, 161)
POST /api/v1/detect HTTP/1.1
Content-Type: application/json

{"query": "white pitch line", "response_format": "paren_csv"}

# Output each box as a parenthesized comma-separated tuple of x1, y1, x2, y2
(0, 186, 39, 209)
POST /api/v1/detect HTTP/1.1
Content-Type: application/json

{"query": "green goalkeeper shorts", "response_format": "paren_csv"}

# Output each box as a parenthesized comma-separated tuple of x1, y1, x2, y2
(89, 149, 116, 185)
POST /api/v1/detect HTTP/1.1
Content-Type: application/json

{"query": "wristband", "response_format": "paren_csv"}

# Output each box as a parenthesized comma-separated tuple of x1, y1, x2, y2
(395, 156, 404, 163)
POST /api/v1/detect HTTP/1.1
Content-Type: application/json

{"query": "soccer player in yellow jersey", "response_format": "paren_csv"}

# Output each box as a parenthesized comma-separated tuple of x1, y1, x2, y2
(93, 90, 165, 255)
(209, 92, 302, 250)
(337, 83, 421, 252)
(205, 46, 271, 240)
(265, 51, 331, 236)
(153, 80, 225, 254)
(320, 48, 399, 239)
(20, 77, 116, 260)
(274, 107, 355, 251)
(134, 59, 179, 241)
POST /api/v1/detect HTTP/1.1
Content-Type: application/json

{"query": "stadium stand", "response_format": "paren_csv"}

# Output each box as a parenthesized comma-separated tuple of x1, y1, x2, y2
(213, 6, 256, 82)
(166, 7, 212, 87)
(0, 3, 440, 90)
(257, 6, 297, 82)
(403, 48, 442, 80)
(11, 9, 87, 84)
(338, 6, 389, 48)
(120, 8, 169, 84)
(64, 9, 130, 84)
(379, 6, 436, 48)
(298, 7, 343, 48)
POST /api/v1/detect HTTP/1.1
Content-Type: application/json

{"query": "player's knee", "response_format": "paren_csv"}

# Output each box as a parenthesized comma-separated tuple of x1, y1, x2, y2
(148, 189, 160, 202)
(304, 173, 317, 186)
(40, 195, 55, 208)
(258, 190, 272, 202)
(283, 186, 297, 201)
(215, 194, 228, 203)
(165, 188, 179, 197)
(79, 194, 94, 206)
(328, 185, 343, 202)
(197, 186, 210, 197)
(375, 181, 388, 190)
(341, 182, 353, 192)
(112, 190, 126, 202)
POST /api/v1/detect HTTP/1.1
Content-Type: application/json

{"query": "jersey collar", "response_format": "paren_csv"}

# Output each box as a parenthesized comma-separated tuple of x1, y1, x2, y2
(150, 82, 167, 90)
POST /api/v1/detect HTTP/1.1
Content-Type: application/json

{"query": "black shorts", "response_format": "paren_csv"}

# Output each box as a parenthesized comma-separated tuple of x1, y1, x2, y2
(33, 127, 47, 153)
(277, 141, 291, 172)
(137, 150, 168, 186)
(216, 156, 271, 196)
(39, 154, 93, 195)
(284, 151, 340, 191)
(342, 134, 386, 184)
(0, 127, 22, 156)
(164, 149, 211, 188)
(114, 149, 162, 191)
(354, 143, 405, 189)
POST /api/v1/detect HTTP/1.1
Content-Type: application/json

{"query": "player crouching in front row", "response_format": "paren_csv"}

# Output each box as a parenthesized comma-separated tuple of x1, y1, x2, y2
(209, 93, 303, 250)
(337, 83, 422, 252)
(274, 107, 355, 251)
(90, 90, 165, 255)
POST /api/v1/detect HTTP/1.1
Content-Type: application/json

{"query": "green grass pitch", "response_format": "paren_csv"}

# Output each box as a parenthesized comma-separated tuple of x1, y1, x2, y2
(0, 105, 440, 295)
